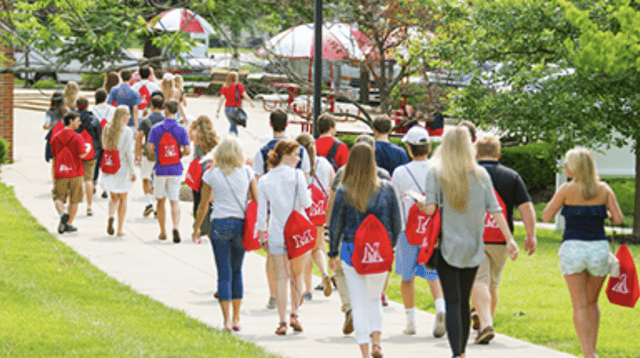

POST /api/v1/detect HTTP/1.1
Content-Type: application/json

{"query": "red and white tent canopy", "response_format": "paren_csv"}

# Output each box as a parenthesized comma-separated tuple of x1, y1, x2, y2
(149, 8, 216, 35)
(257, 22, 368, 61)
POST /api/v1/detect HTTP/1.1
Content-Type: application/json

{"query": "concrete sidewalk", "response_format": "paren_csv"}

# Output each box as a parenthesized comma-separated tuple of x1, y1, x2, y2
(2, 95, 575, 358)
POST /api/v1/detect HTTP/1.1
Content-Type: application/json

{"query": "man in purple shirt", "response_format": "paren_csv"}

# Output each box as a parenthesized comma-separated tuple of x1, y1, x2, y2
(107, 69, 141, 128)
(147, 99, 190, 243)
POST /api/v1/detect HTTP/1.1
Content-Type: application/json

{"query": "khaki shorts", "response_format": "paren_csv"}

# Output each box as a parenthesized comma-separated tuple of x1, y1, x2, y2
(83, 159, 97, 182)
(140, 157, 155, 180)
(52, 177, 84, 204)
(475, 244, 508, 287)
(154, 175, 181, 201)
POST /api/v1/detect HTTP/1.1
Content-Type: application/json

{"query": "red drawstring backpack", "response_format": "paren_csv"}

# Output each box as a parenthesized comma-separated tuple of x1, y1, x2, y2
(606, 244, 640, 308)
(222, 169, 262, 251)
(157, 131, 180, 166)
(351, 184, 395, 275)
(284, 172, 316, 259)
(53, 135, 79, 179)
(79, 129, 95, 161)
(306, 175, 328, 226)
(416, 206, 441, 265)
(483, 189, 507, 243)
(101, 149, 121, 174)
(185, 158, 213, 192)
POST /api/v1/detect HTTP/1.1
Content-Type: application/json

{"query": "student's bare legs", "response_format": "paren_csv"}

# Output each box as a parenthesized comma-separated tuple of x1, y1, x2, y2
(116, 192, 128, 235)
(271, 254, 291, 324)
(169, 199, 180, 230)
(564, 271, 606, 358)
(84, 181, 93, 211)
(156, 197, 167, 239)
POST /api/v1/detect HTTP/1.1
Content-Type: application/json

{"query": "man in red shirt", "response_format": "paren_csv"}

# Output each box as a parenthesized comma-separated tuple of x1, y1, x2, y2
(314, 113, 349, 170)
(50, 112, 88, 234)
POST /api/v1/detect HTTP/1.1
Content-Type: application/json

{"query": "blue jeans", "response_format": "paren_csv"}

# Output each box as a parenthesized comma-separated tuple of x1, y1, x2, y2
(210, 218, 245, 301)
(224, 107, 238, 134)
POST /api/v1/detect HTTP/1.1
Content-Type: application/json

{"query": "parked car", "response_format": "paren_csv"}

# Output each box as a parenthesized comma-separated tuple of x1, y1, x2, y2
(14, 42, 139, 84)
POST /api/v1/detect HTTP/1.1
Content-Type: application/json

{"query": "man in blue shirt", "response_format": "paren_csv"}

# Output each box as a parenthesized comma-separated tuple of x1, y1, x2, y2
(107, 69, 141, 129)
(135, 94, 165, 217)
(147, 99, 190, 244)
(372, 115, 409, 176)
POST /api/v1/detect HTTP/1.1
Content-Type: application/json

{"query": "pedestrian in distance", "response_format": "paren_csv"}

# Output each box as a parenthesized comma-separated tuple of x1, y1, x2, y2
(256, 140, 312, 336)
(193, 136, 257, 332)
(131, 66, 161, 119)
(91, 88, 116, 199)
(101, 106, 136, 236)
(107, 69, 141, 129)
(104, 71, 121, 95)
(50, 112, 88, 234)
(44, 91, 66, 167)
(328, 143, 402, 358)
(542, 147, 623, 358)
(173, 74, 189, 125)
(470, 134, 537, 344)
(417, 126, 518, 358)
(75, 96, 103, 217)
(390, 126, 446, 338)
(188, 115, 219, 237)
(63, 81, 80, 110)
(215, 71, 255, 135)
(314, 113, 349, 170)
(135, 94, 166, 218)
(147, 99, 191, 243)
(296, 133, 335, 301)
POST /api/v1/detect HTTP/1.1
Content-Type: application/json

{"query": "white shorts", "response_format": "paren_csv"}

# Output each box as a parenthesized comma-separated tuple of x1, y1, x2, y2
(140, 158, 155, 180)
(154, 175, 181, 201)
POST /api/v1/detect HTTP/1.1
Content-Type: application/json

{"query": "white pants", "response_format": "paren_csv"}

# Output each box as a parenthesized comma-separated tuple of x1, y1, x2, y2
(154, 175, 181, 201)
(342, 261, 387, 344)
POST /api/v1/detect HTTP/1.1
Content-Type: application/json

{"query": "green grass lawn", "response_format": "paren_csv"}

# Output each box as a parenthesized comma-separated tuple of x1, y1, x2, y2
(385, 227, 640, 358)
(0, 183, 281, 358)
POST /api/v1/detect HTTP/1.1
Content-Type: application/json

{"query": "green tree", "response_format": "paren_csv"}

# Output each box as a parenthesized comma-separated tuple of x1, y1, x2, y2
(430, 0, 640, 233)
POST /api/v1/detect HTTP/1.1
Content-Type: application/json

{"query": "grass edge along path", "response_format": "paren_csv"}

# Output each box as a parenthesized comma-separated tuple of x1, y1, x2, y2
(0, 182, 281, 358)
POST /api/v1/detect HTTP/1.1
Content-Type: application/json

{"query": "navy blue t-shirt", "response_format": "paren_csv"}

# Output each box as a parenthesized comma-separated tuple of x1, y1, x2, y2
(375, 141, 409, 177)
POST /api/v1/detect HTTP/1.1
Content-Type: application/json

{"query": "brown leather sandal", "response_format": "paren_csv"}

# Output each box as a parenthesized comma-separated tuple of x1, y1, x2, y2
(290, 313, 303, 332)
(275, 321, 287, 335)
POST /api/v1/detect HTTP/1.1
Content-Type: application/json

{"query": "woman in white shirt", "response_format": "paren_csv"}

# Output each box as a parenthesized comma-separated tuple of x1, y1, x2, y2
(101, 106, 136, 236)
(296, 133, 335, 299)
(90, 88, 116, 199)
(193, 136, 257, 332)
(257, 139, 312, 335)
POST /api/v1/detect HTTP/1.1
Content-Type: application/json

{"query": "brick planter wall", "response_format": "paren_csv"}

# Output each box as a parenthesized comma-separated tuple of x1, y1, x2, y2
(0, 6, 13, 163)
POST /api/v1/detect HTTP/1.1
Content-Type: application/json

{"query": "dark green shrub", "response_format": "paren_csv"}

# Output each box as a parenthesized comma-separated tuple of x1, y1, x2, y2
(0, 137, 8, 164)
(500, 142, 556, 191)
(81, 73, 104, 90)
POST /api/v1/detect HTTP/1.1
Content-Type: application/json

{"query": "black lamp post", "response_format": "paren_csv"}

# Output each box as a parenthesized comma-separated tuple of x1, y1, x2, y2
(312, 0, 322, 138)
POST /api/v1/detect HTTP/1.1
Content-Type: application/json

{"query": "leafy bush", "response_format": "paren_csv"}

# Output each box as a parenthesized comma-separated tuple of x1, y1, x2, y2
(500, 142, 556, 191)
(0, 137, 8, 164)
(33, 78, 57, 89)
(605, 177, 635, 214)
(81, 73, 104, 90)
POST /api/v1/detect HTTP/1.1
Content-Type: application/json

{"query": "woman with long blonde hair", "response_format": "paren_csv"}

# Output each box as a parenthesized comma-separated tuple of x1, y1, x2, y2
(543, 147, 622, 358)
(328, 143, 401, 358)
(419, 126, 517, 358)
(193, 136, 257, 332)
(215, 71, 255, 134)
(63, 81, 80, 110)
(101, 105, 136, 236)
(257, 140, 312, 335)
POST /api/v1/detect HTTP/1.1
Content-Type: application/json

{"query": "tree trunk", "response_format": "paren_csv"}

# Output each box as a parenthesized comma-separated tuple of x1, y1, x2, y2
(634, 139, 640, 236)
(359, 67, 369, 104)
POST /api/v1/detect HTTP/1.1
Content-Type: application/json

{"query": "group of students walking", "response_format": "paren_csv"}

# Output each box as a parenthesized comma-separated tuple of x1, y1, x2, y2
(45, 74, 624, 358)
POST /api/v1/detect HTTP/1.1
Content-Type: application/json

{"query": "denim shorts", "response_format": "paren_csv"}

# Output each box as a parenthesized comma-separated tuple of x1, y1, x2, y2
(558, 240, 609, 276)
(394, 231, 439, 282)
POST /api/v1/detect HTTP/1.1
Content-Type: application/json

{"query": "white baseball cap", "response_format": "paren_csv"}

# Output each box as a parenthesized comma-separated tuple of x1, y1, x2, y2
(162, 73, 175, 81)
(401, 126, 430, 145)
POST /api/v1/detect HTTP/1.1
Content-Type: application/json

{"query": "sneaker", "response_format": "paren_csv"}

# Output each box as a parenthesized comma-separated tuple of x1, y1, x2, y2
(433, 312, 446, 338)
(266, 297, 276, 309)
(403, 323, 416, 335)
(323, 275, 333, 297)
(381, 293, 389, 307)
(64, 224, 78, 233)
(58, 213, 69, 234)
(471, 308, 480, 331)
(172, 229, 181, 244)
(303, 292, 312, 301)
(314, 283, 325, 291)
(101, 191, 108, 199)
(475, 326, 495, 345)
(143, 204, 153, 217)
(343, 309, 354, 335)
(86, 207, 93, 217)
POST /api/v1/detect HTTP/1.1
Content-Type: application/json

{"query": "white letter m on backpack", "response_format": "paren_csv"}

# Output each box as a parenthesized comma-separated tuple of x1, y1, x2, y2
(362, 243, 384, 264)
(416, 215, 431, 234)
